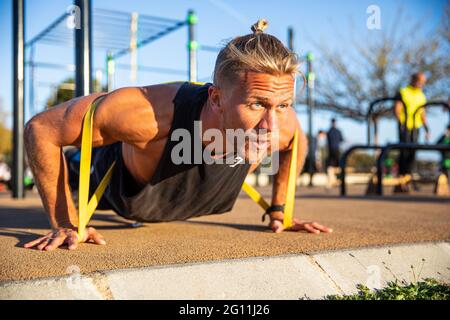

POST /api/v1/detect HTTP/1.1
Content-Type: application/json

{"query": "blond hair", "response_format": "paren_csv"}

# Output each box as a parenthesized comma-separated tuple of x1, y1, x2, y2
(213, 19, 300, 86)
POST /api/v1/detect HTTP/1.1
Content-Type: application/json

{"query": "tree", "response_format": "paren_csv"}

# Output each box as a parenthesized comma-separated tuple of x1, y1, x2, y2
(45, 77, 105, 108)
(301, 5, 449, 144)
(0, 98, 12, 161)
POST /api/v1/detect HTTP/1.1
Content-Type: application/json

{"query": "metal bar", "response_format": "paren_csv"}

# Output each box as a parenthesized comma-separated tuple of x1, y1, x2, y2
(412, 101, 450, 133)
(38, 38, 74, 46)
(26, 12, 69, 47)
(116, 63, 186, 75)
(199, 45, 220, 52)
(366, 97, 400, 145)
(75, 0, 93, 97)
(106, 52, 115, 92)
(187, 10, 197, 82)
(306, 52, 314, 186)
(339, 145, 384, 196)
(111, 21, 185, 60)
(130, 12, 138, 82)
(94, 8, 182, 24)
(93, 39, 130, 46)
(25, 61, 75, 71)
(38, 34, 73, 43)
(12, 0, 25, 198)
(28, 45, 36, 117)
(287, 27, 294, 51)
(376, 143, 450, 195)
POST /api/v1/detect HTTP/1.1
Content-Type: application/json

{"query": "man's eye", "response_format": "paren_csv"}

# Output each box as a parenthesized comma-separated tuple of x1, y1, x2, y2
(249, 103, 264, 110)
(278, 104, 289, 109)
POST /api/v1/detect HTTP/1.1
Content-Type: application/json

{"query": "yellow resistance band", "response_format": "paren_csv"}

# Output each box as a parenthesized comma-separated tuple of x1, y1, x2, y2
(241, 182, 270, 211)
(283, 129, 298, 228)
(241, 130, 298, 229)
(77, 99, 116, 241)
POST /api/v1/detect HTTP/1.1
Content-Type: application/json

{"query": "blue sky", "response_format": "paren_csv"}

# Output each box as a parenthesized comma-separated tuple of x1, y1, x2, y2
(0, 0, 447, 158)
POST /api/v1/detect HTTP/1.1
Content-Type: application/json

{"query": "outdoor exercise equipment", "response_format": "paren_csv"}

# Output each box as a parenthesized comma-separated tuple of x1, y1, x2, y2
(366, 97, 398, 146)
(411, 101, 449, 134)
(375, 143, 450, 195)
(341, 98, 450, 196)
(11, 3, 201, 200)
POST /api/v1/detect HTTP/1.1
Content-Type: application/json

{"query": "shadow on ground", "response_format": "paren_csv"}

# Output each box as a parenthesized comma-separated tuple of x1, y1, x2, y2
(0, 205, 137, 248)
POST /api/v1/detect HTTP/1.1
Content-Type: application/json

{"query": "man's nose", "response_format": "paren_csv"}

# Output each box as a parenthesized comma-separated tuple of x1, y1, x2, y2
(258, 109, 278, 132)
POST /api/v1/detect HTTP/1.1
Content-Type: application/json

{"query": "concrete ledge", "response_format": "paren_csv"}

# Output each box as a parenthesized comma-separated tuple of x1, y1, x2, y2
(1, 241, 449, 300)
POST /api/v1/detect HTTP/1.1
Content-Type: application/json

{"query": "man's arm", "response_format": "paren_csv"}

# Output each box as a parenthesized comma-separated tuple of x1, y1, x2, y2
(270, 119, 306, 212)
(24, 87, 157, 250)
(394, 100, 403, 123)
(269, 115, 332, 234)
(24, 93, 106, 231)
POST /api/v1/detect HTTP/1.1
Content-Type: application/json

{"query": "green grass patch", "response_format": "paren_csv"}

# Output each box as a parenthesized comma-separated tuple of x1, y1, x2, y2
(326, 279, 450, 300)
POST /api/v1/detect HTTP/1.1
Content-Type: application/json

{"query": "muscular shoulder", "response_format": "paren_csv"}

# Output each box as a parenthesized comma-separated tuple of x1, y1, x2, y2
(94, 83, 182, 148)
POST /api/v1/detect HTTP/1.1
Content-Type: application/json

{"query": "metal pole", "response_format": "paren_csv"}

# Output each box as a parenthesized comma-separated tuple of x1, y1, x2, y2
(29, 45, 36, 116)
(374, 119, 379, 146)
(287, 27, 294, 52)
(130, 12, 139, 82)
(12, 0, 25, 199)
(106, 52, 115, 92)
(306, 52, 315, 187)
(74, 0, 92, 97)
(187, 10, 197, 82)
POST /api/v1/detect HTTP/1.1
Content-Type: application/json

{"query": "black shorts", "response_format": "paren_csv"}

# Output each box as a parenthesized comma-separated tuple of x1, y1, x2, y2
(327, 150, 340, 167)
(65, 142, 142, 218)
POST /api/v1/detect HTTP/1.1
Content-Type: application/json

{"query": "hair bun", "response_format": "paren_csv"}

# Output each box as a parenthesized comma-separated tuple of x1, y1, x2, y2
(251, 19, 268, 34)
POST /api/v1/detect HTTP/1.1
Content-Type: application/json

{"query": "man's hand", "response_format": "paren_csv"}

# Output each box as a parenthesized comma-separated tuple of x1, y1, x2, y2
(269, 216, 333, 234)
(24, 226, 106, 251)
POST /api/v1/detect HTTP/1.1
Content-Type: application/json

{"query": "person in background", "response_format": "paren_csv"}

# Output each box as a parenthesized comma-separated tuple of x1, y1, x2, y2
(0, 155, 11, 191)
(394, 72, 429, 193)
(305, 130, 327, 184)
(436, 125, 450, 178)
(326, 119, 344, 189)
(315, 130, 327, 174)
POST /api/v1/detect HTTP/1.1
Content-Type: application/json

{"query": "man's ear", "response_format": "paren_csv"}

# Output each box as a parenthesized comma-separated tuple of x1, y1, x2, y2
(208, 85, 223, 113)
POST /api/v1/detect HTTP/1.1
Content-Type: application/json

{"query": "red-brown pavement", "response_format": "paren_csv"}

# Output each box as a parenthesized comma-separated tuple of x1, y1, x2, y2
(1, 186, 449, 282)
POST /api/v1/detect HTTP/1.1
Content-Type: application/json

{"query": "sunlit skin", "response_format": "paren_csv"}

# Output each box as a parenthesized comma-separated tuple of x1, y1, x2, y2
(200, 72, 294, 161)
(411, 73, 426, 89)
(201, 71, 333, 234)
(24, 72, 332, 251)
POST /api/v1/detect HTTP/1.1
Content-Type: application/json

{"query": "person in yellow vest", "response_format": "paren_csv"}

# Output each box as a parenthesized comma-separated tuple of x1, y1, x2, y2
(394, 72, 429, 192)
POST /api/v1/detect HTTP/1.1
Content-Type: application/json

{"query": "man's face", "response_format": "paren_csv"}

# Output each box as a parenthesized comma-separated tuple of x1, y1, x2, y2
(211, 71, 295, 161)
(412, 73, 427, 89)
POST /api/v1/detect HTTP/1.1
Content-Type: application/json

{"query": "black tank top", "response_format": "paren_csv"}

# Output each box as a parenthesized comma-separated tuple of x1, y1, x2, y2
(90, 82, 251, 222)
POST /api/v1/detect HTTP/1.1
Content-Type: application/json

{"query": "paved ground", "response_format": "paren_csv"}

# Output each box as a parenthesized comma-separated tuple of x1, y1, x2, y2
(1, 186, 449, 282)
(2, 242, 449, 299)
